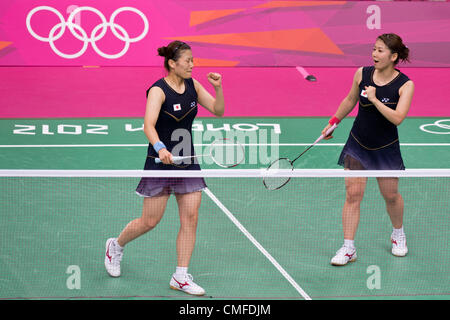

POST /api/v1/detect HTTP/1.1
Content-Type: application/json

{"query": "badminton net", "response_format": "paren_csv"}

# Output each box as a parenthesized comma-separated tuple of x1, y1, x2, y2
(0, 169, 449, 300)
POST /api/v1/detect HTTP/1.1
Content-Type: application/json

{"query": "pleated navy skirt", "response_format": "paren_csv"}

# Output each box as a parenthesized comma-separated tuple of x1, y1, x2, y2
(338, 132, 405, 170)
(136, 177, 207, 197)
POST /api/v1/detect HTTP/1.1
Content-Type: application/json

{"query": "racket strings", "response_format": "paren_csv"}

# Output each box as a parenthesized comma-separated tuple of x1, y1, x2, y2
(263, 158, 293, 190)
(263, 123, 339, 190)
(210, 139, 245, 168)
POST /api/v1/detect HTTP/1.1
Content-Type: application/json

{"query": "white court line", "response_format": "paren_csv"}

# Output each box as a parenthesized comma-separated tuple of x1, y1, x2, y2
(203, 187, 312, 300)
(0, 143, 449, 148)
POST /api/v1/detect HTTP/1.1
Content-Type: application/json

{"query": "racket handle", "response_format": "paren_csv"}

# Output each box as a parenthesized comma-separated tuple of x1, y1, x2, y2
(314, 123, 338, 144)
(325, 123, 338, 136)
(155, 156, 183, 164)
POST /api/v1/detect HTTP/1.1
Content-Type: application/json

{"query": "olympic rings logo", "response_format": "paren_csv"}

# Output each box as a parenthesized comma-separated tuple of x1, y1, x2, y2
(420, 119, 450, 134)
(26, 6, 149, 59)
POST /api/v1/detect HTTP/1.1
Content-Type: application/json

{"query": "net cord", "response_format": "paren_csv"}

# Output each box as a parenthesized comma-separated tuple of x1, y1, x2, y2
(0, 169, 449, 178)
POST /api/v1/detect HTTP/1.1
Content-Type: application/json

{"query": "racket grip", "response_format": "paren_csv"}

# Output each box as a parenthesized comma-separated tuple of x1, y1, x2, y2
(314, 123, 338, 144)
(154, 156, 182, 164)
(325, 123, 338, 136)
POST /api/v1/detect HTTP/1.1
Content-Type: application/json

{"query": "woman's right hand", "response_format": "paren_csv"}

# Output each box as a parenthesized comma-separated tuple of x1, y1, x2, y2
(158, 148, 173, 164)
(321, 123, 334, 140)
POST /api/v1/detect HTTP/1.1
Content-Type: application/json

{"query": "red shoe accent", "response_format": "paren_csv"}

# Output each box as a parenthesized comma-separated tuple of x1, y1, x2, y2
(173, 277, 189, 289)
(106, 242, 112, 262)
(345, 252, 355, 259)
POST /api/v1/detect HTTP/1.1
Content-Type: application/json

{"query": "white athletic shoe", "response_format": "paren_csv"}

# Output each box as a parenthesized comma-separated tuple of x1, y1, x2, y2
(331, 245, 357, 266)
(391, 233, 408, 257)
(105, 238, 123, 277)
(170, 273, 205, 296)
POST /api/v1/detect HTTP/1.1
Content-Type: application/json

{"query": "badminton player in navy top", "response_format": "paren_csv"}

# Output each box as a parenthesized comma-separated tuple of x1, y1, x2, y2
(104, 41, 224, 295)
(321, 34, 414, 266)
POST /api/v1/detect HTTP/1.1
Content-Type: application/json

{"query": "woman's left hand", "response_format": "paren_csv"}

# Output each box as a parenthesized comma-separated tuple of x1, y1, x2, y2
(207, 72, 222, 88)
(364, 85, 377, 102)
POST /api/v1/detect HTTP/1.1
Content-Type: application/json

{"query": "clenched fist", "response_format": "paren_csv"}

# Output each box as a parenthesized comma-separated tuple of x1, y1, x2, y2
(207, 72, 222, 87)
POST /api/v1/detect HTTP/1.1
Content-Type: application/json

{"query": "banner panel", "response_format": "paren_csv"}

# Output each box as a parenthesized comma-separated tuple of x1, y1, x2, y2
(1, 0, 449, 66)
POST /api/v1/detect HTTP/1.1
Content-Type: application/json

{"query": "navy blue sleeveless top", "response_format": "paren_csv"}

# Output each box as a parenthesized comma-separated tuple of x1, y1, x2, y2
(143, 78, 200, 170)
(351, 66, 410, 150)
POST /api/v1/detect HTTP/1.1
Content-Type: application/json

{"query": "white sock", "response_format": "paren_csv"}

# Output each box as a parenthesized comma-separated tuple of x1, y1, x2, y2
(392, 226, 404, 237)
(114, 238, 123, 251)
(175, 266, 188, 277)
(344, 239, 355, 249)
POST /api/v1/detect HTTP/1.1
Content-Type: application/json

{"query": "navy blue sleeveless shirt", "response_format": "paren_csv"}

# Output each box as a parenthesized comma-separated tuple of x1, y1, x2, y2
(143, 78, 200, 170)
(351, 66, 410, 150)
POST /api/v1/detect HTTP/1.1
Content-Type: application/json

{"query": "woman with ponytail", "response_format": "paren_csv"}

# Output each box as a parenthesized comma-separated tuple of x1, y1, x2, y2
(321, 33, 414, 266)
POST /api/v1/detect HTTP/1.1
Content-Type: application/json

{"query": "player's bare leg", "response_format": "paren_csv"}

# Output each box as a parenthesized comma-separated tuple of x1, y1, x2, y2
(169, 191, 205, 295)
(331, 176, 367, 266)
(377, 177, 408, 256)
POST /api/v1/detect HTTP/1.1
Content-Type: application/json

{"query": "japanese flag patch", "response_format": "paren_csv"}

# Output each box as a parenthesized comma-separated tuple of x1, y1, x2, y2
(173, 104, 181, 111)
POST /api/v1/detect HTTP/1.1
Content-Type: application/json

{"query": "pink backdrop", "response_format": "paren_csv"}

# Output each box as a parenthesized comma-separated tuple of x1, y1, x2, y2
(1, 0, 450, 67)
(0, 66, 448, 118)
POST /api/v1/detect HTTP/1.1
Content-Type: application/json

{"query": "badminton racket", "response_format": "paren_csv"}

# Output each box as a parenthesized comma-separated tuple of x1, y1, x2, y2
(154, 138, 245, 168)
(263, 123, 338, 190)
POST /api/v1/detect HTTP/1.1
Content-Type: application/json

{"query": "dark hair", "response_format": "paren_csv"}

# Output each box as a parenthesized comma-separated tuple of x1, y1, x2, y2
(377, 33, 410, 65)
(157, 41, 191, 71)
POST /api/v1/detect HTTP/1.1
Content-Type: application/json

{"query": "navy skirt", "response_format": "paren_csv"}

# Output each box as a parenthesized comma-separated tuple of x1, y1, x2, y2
(136, 177, 207, 197)
(136, 151, 206, 197)
(338, 132, 405, 170)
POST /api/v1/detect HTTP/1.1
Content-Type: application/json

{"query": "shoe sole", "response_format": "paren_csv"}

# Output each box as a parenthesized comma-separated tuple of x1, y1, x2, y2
(170, 285, 205, 296)
(392, 251, 408, 257)
(331, 257, 357, 266)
